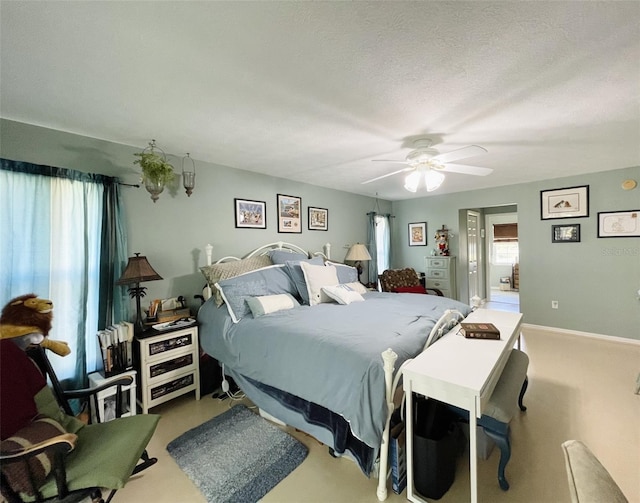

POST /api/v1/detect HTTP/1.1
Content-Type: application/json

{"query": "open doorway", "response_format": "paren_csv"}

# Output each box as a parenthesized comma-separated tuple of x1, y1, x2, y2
(484, 211, 519, 312)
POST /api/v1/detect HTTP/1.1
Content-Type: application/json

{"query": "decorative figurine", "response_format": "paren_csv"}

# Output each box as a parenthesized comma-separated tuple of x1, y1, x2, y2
(434, 225, 450, 256)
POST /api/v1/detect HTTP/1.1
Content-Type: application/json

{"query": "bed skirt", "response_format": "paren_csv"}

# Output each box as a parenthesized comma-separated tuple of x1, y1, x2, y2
(229, 370, 376, 475)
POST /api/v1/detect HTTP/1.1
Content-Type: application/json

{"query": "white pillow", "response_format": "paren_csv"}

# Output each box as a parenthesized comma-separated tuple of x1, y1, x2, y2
(342, 281, 368, 294)
(300, 262, 339, 306)
(246, 293, 299, 318)
(321, 284, 365, 305)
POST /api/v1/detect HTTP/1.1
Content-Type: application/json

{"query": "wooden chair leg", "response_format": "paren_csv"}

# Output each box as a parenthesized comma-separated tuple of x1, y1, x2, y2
(484, 427, 511, 491)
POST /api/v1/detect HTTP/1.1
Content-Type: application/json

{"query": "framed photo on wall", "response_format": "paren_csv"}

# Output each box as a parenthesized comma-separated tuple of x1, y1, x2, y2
(408, 222, 427, 246)
(277, 194, 302, 233)
(552, 224, 580, 243)
(597, 210, 640, 238)
(308, 206, 328, 231)
(234, 198, 266, 229)
(540, 185, 589, 220)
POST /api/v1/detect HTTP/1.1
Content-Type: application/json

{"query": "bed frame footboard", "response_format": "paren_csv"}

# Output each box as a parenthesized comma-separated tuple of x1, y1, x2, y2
(377, 348, 398, 502)
(377, 308, 466, 500)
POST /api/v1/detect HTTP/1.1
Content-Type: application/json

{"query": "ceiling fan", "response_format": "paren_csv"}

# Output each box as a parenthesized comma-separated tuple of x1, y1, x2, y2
(362, 138, 492, 192)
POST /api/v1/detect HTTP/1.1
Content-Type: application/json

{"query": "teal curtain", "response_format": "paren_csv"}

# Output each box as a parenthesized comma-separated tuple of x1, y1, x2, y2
(0, 159, 129, 388)
(367, 212, 391, 285)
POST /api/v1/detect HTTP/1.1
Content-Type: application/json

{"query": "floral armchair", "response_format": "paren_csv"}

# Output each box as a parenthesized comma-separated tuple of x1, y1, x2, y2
(378, 268, 443, 296)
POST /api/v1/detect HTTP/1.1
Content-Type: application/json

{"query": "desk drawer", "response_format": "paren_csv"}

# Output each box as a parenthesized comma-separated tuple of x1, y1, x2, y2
(146, 332, 194, 361)
(426, 258, 449, 269)
(426, 268, 449, 280)
(148, 353, 194, 380)
(148, 372, 195, 402)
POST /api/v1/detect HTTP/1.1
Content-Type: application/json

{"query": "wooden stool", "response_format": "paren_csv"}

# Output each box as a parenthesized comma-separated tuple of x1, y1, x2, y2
(450, 348, 529, 490)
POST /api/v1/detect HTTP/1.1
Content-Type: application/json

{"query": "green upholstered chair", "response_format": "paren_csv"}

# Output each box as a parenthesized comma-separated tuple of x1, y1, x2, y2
(562, 439, 628, 503)
(0, 343, 160, 503)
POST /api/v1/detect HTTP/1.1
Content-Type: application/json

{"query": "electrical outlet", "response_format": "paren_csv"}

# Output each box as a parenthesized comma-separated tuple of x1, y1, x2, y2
(635, 373, 640, 395)
(551, 300, 559, 309)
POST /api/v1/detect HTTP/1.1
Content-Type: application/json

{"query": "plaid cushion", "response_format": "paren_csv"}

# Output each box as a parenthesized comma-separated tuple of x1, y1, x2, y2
(1, 414, 69, 497)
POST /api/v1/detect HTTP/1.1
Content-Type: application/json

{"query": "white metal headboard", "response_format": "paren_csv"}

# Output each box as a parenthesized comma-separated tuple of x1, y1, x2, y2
(203, 241, 331, 299)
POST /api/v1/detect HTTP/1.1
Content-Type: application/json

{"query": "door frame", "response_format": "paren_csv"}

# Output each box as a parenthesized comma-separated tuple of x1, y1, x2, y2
(484, 212, 518, 302)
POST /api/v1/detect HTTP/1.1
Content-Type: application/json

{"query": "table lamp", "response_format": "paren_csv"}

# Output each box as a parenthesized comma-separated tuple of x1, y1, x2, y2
(345, 243, 372, 282)
(116, 253, 163, 333)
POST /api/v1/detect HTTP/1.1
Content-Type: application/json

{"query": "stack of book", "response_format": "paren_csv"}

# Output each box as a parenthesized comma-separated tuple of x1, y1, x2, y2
(97, 321, 134, 376)
(459, 322, 500, 340)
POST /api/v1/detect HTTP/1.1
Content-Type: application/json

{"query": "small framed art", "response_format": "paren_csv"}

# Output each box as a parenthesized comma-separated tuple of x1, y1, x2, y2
(597, 210, 640, 238)
(308, 206, 328, 231)
(540, 185, 589, 220)
(277, 194, 302, 233)
(234, 198, 266, 229)
(408, 222, 427, 246)
(552, 224, 580, 243)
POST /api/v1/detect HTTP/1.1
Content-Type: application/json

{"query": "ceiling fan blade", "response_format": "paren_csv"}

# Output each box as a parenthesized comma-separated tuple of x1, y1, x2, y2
(371, 159, 409, 164)
(441, 163, 493, 176)
(362, 167, 412, 184)
(433, 145, 488, 164)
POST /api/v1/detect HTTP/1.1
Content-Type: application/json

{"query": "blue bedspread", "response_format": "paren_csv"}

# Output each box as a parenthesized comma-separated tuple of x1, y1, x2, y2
(198, 292, 471, 456)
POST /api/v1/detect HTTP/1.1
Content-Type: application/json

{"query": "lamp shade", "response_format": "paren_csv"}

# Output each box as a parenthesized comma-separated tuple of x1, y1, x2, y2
(404, 171, 421, 192)
(345, 243, 372, 262)
(425, 169, 445, 192)
(116, 253, 163, 285)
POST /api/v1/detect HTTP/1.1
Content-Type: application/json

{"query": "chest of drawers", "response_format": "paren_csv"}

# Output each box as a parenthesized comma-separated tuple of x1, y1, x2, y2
(135, 325, 200, 413)
(425, 256, 457, 299)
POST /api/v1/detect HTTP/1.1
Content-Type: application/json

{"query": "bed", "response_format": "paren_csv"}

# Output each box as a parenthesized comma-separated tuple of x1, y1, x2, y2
(196, 242, 473, 501)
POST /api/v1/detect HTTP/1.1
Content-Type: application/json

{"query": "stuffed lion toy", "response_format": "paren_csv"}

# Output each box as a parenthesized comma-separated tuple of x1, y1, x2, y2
(0, 294, 70, 356)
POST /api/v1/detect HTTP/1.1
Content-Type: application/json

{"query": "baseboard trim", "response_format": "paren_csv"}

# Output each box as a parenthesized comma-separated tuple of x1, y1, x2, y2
(521, 323, 640, 347)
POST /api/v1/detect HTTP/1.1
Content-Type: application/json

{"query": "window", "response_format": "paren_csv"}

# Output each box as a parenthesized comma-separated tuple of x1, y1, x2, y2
(492, 223, 518, 265)
(0, 160, 128, 385)
(374, 214, 390, 273)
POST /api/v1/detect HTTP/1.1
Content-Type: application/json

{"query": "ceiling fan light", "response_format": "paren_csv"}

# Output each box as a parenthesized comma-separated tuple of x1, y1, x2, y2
(425, 169, 445, 192)
(404, 171, 421, 192)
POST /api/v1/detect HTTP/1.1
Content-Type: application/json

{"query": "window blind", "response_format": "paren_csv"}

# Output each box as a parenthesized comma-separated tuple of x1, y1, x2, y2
(493, 223, 518, 242)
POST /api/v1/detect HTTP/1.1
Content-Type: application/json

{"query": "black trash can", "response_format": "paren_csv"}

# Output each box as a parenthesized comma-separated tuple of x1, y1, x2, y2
(413, 396, 459, 500)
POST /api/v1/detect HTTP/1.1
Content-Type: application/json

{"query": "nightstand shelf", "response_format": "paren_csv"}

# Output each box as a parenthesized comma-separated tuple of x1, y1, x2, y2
(135, 324, 201, 413)
(88, 370, 137, 423)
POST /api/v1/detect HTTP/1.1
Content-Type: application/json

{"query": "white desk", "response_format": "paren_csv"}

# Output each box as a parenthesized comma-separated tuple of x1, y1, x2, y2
(403, 309, 523, 503)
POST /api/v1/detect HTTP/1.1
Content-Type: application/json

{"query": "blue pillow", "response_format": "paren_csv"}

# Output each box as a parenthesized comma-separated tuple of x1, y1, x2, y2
(326, 261, 359, 284)
(268, 249, 309, 264)
(216, 265, 298, 323)
(284, 256, 325, 304)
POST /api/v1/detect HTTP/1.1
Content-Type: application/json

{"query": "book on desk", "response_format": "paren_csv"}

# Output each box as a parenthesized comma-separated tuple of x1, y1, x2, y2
(459, 322, 500, 340)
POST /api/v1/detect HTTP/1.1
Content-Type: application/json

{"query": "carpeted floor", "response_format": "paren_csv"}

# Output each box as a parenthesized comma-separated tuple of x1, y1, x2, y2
(166, 404, 308, 503)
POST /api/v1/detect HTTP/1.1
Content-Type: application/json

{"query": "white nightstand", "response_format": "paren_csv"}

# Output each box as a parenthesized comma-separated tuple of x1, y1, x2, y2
(135, 324, 200, 413)
(87, 369, 137, 423)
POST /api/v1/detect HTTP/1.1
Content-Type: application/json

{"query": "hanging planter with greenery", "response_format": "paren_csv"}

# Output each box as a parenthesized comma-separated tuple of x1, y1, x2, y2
(134, 140, 175, 202)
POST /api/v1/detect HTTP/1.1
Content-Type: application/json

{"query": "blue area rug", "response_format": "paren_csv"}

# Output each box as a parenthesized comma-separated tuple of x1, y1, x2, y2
(167, 404, 308, 503)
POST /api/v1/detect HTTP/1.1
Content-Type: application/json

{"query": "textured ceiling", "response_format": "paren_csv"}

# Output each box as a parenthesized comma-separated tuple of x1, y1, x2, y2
(1, 1, 639, 200)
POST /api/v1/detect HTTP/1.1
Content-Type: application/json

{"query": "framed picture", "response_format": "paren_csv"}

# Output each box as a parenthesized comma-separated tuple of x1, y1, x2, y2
(408, 222, 427, 246)
(552, 224, 580, 243)
(597, 210, 640, 238)
(540, 185, 589, 220)
(277, 194, 302, 233)
(308, 206, 328, 231)
(234, 198, 266, 229)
